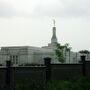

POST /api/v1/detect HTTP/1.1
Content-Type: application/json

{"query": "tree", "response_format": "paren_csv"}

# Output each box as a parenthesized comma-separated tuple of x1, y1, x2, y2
(55, 43, 72, 63)
(79, 50, 89, 54)
(79, 50, 90, 60)
(64, 43, 72, 63)
(55, 43, 65, 63)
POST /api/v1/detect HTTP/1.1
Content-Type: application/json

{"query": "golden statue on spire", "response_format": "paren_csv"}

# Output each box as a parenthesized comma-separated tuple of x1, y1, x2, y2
(53, 19, 55, 27)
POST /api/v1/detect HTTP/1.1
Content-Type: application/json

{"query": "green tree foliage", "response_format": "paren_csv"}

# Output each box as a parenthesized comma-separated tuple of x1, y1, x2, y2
(65, 43, 72, 52)
(79, 50, 90, 60)
(55, 43, 65, 63)
(79, 50, 90, 54)
(64, 43, 72, 63)
(55, 43, 72, 63)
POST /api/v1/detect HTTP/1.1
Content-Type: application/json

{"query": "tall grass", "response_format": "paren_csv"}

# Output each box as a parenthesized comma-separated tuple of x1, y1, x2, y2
(0, 77, 90, 90)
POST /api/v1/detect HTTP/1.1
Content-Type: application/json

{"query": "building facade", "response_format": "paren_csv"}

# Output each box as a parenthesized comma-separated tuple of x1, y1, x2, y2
(0, 21, 89, 66)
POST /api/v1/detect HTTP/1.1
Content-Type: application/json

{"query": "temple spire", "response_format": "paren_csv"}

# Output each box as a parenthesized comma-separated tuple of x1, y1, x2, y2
(51, 19, 58, 44)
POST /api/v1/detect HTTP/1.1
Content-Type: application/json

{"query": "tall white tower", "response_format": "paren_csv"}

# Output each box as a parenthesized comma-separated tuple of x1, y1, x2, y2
(51, 19, 58, 44)
(42, 20, 58, 49)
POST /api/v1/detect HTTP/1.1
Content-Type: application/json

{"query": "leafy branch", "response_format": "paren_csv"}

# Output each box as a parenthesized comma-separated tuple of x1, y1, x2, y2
(55, 43, 65, 63)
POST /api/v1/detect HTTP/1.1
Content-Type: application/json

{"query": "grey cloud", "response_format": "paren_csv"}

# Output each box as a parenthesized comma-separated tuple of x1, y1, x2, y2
(0, 0, 90, 18)
(62, 0, 90, 17)
(0, 2, 16, 17)
(0, 1, 32, 18)
(33, 0, 90, 17)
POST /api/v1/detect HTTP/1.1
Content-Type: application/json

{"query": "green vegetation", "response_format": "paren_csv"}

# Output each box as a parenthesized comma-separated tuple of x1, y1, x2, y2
(55, 43, 65, 63)
(55, 43, 71, 63)
(79, 50, 90, 61)
(46, 77, 90, 90)
(79, 50, 90, 54)
(0, 77, 90, 90)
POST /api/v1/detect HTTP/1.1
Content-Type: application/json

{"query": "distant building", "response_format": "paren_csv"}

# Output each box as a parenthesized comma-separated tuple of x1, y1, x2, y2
(0, 20, 89, 66)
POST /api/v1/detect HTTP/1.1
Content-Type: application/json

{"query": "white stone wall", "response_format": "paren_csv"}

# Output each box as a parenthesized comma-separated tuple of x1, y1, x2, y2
(1, 46, 89, 66)
(0, 54, 8, 65)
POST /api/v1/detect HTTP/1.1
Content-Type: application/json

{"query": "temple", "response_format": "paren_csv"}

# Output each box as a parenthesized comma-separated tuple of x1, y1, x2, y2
(0, 21, 88, 66)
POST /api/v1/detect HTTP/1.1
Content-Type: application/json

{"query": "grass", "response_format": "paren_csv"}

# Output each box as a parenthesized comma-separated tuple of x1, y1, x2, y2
(0, 77, 90, 90)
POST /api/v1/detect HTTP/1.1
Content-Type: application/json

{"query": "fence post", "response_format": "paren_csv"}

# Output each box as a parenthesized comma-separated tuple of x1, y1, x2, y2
(6, 61, 11, 89)
(81, 55, 86, 76)
(44, 57, 51, 81)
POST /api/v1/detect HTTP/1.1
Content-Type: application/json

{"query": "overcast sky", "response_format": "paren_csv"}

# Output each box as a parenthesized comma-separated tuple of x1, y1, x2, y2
(0, 0, 90, 52)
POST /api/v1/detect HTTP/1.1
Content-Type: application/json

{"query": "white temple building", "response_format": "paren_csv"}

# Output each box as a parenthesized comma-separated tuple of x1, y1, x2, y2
(0, 20, 89, 66)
